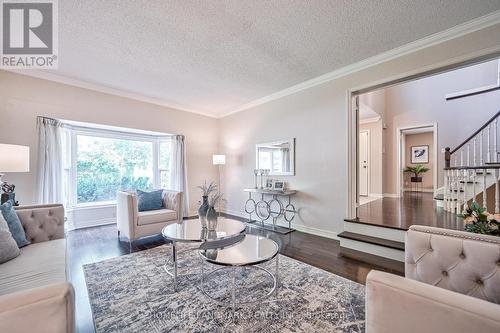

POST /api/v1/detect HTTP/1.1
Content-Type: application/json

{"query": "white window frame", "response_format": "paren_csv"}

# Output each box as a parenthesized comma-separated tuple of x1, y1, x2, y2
(65, 126, 171, 208)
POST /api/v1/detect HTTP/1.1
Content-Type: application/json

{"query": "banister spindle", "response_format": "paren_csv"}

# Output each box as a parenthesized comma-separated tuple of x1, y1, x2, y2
(478, 135, 482, 166)
(487, 124, 491, 163)
(462, 170, 467, 211)
(495, 169, 500, 214)
(494, 118, 498, 163)
(483, 169, 488, 209)
(457, 170, 463, 211)
(472, 170, 477, 203)
(467, 143, 470, 166)
(460, 150, 464, 167)
(472, 136, 477, 166)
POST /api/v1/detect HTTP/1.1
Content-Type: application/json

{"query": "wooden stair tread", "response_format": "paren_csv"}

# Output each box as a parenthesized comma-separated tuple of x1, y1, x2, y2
(338, 231, 405, 251)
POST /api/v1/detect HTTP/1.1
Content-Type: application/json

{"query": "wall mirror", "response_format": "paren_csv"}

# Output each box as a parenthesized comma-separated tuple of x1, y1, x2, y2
(255, 138, 295, 175)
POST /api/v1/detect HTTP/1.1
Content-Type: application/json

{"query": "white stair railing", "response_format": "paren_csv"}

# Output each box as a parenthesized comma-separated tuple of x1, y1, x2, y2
(444, 111, 500, 214)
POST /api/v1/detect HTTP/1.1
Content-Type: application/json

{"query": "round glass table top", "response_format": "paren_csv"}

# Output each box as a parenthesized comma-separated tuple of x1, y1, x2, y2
(199, 234, 279, 266)
(161, 218, 246, 242)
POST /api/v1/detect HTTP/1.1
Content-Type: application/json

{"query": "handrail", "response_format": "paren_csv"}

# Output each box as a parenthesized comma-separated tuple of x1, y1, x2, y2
(444, 165, 500, 170)
(449, 110, 500, 154)
(445, 110, 500, 168)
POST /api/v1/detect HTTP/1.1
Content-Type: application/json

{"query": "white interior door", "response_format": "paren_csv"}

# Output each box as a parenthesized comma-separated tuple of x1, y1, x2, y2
(359, 131, 369, 196)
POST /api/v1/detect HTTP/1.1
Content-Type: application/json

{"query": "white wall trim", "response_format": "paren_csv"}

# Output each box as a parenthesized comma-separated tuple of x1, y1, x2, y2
(383, 193, 400, 198)
(368, 193, 384, 198)
(72, 217, 116, 229)
(359, 116, 381, 124)
(220, 10, 500, 117)
(223, 209, 339, 240)
(6, 10, 500, 120)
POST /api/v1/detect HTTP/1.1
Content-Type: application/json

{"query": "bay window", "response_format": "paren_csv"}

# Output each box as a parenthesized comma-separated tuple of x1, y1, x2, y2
(63, 125, 172, 207)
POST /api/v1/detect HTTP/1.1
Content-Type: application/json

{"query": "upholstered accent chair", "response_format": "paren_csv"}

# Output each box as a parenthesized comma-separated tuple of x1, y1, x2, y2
(116, 190, 183, 242)
(0, 204, 74, 333)
(366, 225, 500, 333)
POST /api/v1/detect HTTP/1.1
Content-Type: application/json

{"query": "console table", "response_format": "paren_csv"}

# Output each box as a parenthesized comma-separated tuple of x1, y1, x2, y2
(243, 188, 297, 234)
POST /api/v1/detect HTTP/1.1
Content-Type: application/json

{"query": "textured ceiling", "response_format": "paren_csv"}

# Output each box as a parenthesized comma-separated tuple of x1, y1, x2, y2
(47, 1, 500, 116)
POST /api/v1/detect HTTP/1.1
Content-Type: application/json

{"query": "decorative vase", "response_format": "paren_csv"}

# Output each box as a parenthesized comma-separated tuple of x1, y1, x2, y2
(198, 195, 209, 228)
(206, 206, 218, 231)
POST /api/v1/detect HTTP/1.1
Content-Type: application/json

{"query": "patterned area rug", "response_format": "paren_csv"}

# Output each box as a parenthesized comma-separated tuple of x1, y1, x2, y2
(83, 243, 365, 332)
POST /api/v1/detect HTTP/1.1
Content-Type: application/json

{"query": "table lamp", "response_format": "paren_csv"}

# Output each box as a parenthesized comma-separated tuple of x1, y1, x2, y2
(0, 144, 30, 205)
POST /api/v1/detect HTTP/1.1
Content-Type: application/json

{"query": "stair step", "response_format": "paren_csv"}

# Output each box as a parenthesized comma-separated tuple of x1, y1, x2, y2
(484, 162, 500, 165)
(459, 181, 479, 184)
(434, 194, 444, 200)
(337, 231, 405, 251)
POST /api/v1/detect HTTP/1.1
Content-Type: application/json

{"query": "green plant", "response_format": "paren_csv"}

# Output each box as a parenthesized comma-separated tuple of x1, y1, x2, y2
(403, 164, 430, 178)
(460, 202, 499, 236)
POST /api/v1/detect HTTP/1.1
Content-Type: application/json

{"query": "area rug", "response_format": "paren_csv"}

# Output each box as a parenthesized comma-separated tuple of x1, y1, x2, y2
(83, 243, 365, 332)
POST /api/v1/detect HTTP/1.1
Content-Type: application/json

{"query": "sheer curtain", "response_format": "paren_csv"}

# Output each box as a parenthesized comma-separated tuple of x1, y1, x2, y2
(170, 135, 189, 217)
(35, 117, 64, 204)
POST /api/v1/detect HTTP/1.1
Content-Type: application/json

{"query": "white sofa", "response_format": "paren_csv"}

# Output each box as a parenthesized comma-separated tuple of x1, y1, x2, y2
(366, 225, 500, 333)
(116, 190, 183, 242)
(0, 204, 74, 333)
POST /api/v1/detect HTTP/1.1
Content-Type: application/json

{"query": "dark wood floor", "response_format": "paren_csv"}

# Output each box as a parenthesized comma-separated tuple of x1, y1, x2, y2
(68, 220, 403, 333)
(347, 192, 465, 230)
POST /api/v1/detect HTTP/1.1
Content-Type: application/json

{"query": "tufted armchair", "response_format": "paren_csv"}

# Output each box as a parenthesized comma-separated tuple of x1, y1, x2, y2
(366, 225, 500, 333)
(116, 190, 183, 242)
(0, 204, 74, 333)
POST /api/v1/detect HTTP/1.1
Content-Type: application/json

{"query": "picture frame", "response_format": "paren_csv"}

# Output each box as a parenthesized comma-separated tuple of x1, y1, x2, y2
(265, 179, 274, 189)
(273, 180, 285, 192)
(411, 145, 429, 164)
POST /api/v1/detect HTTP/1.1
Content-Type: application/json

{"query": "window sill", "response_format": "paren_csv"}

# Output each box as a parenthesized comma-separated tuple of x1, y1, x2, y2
(68, 201, 117, 211)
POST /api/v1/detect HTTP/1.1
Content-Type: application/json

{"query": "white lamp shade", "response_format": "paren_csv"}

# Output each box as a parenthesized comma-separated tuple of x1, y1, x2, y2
(0, 144, 30, 172)
(212, 154, 226, 165)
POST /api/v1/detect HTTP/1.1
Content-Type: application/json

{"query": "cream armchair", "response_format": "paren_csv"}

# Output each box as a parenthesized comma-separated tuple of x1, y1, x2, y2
(116, 190, 183, 242)
(366, 225, 500, 333)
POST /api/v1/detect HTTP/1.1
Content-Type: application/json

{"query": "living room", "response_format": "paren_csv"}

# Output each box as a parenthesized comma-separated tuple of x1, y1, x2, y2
(1, 1, 500, 333)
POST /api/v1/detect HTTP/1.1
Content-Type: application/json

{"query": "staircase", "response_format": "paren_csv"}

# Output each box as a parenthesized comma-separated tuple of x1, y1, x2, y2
(341, 110, 500, 265)
(444, 110, 500, 214)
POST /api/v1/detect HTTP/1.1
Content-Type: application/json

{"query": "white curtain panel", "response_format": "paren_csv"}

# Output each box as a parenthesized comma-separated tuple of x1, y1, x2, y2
(35, 117, 64, 204)
(170, 135, 189, 217)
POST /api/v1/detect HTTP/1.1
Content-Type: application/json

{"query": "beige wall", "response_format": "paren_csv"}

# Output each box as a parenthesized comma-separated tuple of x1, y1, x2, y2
(219, 24, 500, 237)
(404, 132, 434, 191)
(359, 120, 383, 195)
(0, 71, 218, 214)
(382, 58, 500, 194)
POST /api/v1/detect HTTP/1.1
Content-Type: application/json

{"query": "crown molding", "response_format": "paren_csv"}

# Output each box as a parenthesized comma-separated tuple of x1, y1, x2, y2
(359, 116, 381, 125)
(218, 10, 500, 118)
(4, 10, 500, 120)
(3, 69, 218, 119)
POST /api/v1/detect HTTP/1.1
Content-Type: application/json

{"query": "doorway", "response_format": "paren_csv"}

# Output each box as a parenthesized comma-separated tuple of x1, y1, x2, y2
(397, 125, 437, 196)
(359, 130, 369, 196)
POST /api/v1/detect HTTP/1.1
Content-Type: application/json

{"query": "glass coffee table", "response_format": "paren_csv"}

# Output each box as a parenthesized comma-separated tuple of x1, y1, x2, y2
(161, 218, 246, 290)
(198, 234, 280, 310)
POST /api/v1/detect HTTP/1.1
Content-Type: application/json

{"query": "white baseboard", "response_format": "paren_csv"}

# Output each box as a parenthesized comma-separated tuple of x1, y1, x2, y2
(222, 209, 339, 240)
(368, 193, 384, 198)
(74, 217, 116, 229)
(383, 193, 400, 198)
(403, 188, 434, 193)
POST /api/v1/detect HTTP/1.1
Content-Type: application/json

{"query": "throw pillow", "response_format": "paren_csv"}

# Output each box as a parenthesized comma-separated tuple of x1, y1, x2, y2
(0, 201, 30, 247)
(0, 213, 20, 263)
(137, 189, 164, 212)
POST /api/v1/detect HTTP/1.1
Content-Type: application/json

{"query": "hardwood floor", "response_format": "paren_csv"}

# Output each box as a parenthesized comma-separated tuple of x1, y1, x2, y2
(67, 219, 403, 333)
(347, 192, 465, 230)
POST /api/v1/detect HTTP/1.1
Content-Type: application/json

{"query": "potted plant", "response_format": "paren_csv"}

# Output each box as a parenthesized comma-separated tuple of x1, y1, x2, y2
(403, 164, 430, 183)
(206, 192, 225, 231)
